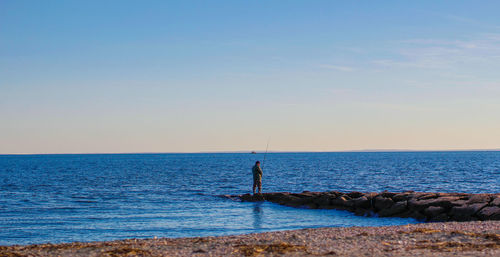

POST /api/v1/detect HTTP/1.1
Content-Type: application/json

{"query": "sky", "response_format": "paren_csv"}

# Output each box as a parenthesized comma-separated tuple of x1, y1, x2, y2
(1, 1, 500, 154)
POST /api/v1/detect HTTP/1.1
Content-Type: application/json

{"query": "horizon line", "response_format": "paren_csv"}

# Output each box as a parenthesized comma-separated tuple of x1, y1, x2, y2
(1, 148, 500, 156)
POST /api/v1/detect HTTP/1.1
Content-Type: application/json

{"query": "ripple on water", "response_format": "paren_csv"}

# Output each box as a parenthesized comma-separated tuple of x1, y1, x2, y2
(0, 152, 499, 245)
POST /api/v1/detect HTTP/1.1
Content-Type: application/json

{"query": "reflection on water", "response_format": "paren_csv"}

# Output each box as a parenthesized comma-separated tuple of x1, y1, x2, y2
(252, 202, 263, 229)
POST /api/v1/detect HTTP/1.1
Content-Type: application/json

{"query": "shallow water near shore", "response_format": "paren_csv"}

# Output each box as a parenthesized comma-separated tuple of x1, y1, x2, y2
(0, 151, 499, 245)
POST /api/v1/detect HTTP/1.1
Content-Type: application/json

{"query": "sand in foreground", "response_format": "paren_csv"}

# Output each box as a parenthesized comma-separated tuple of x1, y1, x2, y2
(1, 221, 499, 256)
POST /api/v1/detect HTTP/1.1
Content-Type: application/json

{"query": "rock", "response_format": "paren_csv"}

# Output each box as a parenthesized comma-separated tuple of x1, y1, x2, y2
(327, 191, 343, 198)
(408, 196, 461, 211)
(352, 196, 371, 209)
(263, 192, 290, 202)
(354, 208, 371, 216)
(430, 213, 449, 222)
(253, 194, 266, 201)
(423, 206, 445, 217)
(294, 192, 320, 198)
(374, 196, 394, 211)
(490, 196, 500, 207)
(418, 193, 439, 200)
(347, 191, 364, 199)
(407, 192, 428, 200)
(269, 194, 303, 205)
(305, 202, 318, 209)
(378, 201, 406, 217)
(240, 193, 265, 202)
(449, 203, 487, 221)
(392, 192, 412, 202)
(450, 200, 468, 206)
(466, 194, 491, 204)
(287, 197, 315, 207)
(409, 211, 427, 221)
(380, 191, 397, 198)
(477, 206, 500, 220)
(313, 195, 331, 207)
(331, 195, 353, 207)
(233, 191, 500, 221)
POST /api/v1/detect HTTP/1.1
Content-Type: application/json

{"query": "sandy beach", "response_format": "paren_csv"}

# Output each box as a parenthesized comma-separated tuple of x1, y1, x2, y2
(1, 221, 498, 256)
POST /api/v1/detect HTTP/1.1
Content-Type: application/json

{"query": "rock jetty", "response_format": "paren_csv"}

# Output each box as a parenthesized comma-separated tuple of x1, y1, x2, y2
(228, 191, 500, 222)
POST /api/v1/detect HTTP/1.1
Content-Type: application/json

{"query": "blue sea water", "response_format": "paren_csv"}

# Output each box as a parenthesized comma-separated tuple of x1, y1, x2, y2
(0, 151, 499, 245)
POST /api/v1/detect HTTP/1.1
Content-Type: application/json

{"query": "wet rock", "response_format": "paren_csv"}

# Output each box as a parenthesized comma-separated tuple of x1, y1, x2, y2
(477, 206, 500, 220)
(354, 208, 371, 216)
(423, 206, 445, 218)
(378, 201, 406, 217)
(374, 196, 394, 211)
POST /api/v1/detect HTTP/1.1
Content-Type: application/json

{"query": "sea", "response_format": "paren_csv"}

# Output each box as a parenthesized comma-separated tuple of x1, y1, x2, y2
(0, 151, 499, 245)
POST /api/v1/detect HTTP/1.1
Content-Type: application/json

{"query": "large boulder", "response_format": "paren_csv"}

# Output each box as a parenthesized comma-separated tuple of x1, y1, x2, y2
(392, 192, 412, 202)
(417, 193, 439, 200)
(466, 194, 491, 205)
(409, 210, 427, 221)
(314, 194, 332, 207)
(490, 196, 500, 207)
(287, 196, 316, 207)
(352, 196, 371, 209)
(423, 206, 446, 218)
(331, 195, 353, 207)
(449, 203, 487, 221)
(374, 196, 394, 211)
(378, 201, 407, 217)
(347, 191, 365, 198)
(408, 196, 461, 211)
(477, 206, 500, 220)
(380, 191, 397, 198)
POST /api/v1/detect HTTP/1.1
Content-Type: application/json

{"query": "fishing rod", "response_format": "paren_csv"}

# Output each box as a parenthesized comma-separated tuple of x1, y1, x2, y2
(262, 139, 270, 170)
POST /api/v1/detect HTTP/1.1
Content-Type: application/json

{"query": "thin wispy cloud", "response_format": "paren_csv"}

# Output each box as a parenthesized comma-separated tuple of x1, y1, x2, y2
(372, 33, 500, 70)
(320, 64, 355, 72)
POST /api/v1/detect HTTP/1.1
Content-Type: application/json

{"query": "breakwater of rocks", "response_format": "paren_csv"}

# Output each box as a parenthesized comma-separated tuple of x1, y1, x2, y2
(226, 191, 500, 222)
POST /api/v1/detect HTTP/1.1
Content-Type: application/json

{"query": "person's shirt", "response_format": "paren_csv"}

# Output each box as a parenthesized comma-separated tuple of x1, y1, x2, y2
(252, 165, 263, 178)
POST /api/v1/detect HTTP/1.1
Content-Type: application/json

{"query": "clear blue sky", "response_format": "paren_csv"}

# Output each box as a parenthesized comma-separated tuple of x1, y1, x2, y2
(1, 1, 500, 154)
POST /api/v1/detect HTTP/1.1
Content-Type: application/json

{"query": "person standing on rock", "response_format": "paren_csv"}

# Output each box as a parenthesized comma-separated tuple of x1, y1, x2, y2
(252, 161, 263, 195)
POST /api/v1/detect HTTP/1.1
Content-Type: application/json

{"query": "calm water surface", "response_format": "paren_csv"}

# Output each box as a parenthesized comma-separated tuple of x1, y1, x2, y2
(0, 152, 499, 245)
